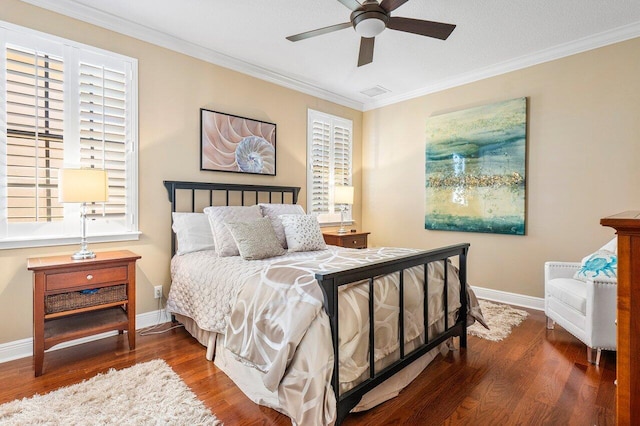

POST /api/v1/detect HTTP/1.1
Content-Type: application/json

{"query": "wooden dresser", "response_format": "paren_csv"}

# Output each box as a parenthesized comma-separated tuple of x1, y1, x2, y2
(601, 211, 640, 426)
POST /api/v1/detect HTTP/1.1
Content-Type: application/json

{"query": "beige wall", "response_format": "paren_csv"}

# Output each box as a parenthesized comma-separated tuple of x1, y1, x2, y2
(0, 1, 362, 344)
(363, 37, 640, 298)
(1, 1, 637, 347)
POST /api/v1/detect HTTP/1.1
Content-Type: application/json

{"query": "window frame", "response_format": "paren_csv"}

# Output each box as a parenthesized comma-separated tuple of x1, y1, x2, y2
(306, 109, 353, 225)
(0, 20, 139, 250)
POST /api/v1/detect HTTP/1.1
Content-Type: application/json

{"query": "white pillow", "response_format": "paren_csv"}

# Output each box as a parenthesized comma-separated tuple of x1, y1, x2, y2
(279, 214, 327, 252)
(259, 203, 305, 249)
(573, 250, 617, 282)
(204, 205, 262, 257)
(171, 212, 215, 255)
(599, 237, 617, 254)
(225, 217, 286, 260)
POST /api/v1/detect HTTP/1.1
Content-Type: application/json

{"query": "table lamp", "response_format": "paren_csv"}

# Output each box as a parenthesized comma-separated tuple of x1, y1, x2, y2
(58, 168, 108, 260)
(334, 185, 354, 234)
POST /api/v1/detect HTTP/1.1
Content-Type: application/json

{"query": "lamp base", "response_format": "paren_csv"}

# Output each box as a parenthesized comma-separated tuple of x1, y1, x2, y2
(71, 249, 96, 260)
(336, 227, 348, 234)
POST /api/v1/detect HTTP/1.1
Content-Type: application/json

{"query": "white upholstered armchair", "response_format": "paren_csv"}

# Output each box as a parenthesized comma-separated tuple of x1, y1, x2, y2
(544, 239, 617, 366)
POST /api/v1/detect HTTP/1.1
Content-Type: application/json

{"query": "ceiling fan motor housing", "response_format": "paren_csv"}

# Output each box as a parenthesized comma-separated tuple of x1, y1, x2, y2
(351, 2, 389, 38)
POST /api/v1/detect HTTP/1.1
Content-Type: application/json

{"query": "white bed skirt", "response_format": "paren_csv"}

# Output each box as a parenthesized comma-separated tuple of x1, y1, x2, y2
(173, 313, 454, 423)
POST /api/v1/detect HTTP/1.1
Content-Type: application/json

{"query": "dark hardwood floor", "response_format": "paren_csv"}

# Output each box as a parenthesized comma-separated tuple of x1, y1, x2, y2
(0, 306, 615, 425)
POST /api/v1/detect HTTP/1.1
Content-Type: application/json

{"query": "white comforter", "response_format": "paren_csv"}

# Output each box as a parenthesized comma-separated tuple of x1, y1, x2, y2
(167, 249, 318, 333)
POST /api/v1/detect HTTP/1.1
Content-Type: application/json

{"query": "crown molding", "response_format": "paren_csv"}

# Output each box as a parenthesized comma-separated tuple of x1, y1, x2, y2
(362, 21, 640, 111)
(18, 0, 364, 111)
(19, 0, 640, 113)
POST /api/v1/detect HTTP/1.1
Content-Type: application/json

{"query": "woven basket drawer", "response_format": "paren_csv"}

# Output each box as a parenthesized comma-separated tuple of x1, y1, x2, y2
(45, 284, 127, 314)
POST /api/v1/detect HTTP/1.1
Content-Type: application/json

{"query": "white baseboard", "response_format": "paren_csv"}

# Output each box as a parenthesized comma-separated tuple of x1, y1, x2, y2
(0, 308, 171, 365)
(471, 285, 544, 311)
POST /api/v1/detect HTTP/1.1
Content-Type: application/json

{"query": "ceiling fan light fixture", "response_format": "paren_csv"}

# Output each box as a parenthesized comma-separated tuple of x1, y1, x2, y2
(352, 7, 389, 38)
(355, 16, 386, 38)
(286, 0, 456, 66)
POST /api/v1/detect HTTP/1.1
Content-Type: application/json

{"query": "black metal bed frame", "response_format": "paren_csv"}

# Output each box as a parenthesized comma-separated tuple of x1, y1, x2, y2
(316, 245, 469, 424)
(163, 180, 300, 256)
(163, 180, 469, 425)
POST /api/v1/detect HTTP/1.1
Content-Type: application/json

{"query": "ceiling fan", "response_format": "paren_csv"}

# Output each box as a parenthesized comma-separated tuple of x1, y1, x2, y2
(286, 0, 456, 67)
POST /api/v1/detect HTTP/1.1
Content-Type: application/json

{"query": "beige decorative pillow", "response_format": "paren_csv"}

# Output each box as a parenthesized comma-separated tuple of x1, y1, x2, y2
(259, 203, 305, 249)
(279, 214, 327, 252)
(204, 205, 262, 257)
(225, 217, 286, 260)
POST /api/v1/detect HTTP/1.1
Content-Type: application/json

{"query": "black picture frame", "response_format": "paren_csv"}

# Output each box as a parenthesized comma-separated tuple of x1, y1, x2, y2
(200, 108, 276, 176)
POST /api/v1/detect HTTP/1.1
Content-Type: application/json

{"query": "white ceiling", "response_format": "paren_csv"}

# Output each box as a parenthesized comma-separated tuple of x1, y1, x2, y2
(21, 0, 640, 111)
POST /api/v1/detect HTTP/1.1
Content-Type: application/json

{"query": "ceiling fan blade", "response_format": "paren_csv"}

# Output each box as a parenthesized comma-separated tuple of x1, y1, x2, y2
(286, 22, 352, 42)
(357, 37, 375, 67)
(379, 0, 409, 13)
(337, 0, 363, 11)
(387, 17, 456, 40)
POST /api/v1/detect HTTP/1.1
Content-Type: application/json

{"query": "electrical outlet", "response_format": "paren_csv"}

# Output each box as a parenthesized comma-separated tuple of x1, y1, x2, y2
(154, 285, 163, 299)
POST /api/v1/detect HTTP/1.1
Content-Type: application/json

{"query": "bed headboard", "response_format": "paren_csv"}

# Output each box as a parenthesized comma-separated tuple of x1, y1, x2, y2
(163, 180, 301, 256)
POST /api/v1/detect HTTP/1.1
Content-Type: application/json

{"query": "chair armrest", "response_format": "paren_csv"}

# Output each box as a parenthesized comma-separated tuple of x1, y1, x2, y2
(545, 261, 581, 281)
(585, 279, 617, 349)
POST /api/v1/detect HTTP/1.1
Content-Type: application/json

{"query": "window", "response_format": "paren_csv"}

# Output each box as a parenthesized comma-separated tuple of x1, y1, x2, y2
(306, 109, 353, 224)
(0, 21, 138, 249)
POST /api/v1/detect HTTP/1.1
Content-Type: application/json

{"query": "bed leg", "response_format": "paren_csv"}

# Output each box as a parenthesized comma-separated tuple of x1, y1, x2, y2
(448, 336, 463, 351)
(460, 327, 467, 348)
(205, 334, 216, 361)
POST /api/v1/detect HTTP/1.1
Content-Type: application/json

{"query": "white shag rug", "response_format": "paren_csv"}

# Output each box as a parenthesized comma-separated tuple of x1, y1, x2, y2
(467, 300, 529, 342)
(0, 359, 222, 425)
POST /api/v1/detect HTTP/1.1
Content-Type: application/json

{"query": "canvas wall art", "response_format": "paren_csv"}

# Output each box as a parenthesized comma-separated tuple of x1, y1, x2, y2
(425, 97, 527, 235)
(200, 109, 276, 175)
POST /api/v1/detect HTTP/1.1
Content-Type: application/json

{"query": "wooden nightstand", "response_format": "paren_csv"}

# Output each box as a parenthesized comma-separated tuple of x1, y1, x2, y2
(27, 250, 141, 376)
(323, 231, 370, 249)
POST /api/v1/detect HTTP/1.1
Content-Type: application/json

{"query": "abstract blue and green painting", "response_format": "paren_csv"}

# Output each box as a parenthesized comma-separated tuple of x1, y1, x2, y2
(425, 97, 527, 235)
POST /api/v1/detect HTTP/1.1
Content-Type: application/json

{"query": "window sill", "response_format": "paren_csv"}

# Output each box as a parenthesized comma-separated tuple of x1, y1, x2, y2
(0, 231, 141, 250)
(319, 220, 354, 228)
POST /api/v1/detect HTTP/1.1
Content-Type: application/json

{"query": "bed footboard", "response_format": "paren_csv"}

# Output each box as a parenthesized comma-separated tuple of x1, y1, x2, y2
(315, 243, 470, 425)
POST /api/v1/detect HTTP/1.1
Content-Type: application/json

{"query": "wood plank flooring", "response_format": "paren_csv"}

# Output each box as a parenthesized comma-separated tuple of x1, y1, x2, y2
(0, 306, 615, 425)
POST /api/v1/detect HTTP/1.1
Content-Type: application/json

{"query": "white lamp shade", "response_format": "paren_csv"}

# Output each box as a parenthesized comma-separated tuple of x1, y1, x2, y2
(334, 185, 354, 205)
(355, 17, 386, 38)
(58, 169, 108, 203)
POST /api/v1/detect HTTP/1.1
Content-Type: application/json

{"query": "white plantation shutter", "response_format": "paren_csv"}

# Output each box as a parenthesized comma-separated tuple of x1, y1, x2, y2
(5, 46, 65, 223)
(310, 118, 331, 214)
(79, 62, 127, 219)
(0, 22, 138, 248)
(307, 109, 353, 223)
(333, 124, 351, 187)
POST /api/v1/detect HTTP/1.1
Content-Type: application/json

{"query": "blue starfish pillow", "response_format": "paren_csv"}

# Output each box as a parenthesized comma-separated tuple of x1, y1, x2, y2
(574, 250, 617, 282)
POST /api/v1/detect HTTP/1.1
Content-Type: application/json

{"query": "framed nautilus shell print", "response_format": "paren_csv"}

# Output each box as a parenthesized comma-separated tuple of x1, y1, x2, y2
(200, 109, 276, 176)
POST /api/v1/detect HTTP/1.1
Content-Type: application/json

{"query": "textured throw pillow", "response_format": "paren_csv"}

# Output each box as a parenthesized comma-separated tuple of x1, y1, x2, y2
(204, 205, 262, 257)
(279, 214, 327, 252)
(171, 212, 216, 255)
(225, 217, 286, 260)
(259, 203, 305, 249)
(574, 250, 617, 282)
